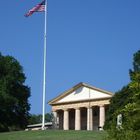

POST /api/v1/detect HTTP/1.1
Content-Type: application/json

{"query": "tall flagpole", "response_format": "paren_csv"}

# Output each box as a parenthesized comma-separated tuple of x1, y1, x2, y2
(42, 0, 47, 130)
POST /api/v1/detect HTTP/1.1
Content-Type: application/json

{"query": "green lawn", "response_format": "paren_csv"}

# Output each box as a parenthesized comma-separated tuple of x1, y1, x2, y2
(0, 130, 107, 140)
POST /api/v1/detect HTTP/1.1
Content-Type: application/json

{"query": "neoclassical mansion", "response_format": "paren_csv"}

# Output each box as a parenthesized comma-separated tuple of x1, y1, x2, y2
(48, 82, 113, 131)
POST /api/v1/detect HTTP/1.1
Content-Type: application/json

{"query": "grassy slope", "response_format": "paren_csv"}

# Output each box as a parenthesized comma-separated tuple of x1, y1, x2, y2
(0, 130, 107, 140)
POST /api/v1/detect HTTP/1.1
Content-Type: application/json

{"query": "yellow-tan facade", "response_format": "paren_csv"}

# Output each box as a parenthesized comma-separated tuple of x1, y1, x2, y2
(48, 82, 113, 131)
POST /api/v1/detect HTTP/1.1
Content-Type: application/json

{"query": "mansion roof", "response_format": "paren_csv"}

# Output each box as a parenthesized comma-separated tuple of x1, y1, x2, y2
(48, 82, 113, 105)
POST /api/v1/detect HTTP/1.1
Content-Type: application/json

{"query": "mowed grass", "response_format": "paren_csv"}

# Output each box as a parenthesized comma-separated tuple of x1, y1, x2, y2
(0, 130, 107, 140)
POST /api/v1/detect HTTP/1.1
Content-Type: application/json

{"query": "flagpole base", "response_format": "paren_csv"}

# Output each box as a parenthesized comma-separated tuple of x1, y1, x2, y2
(41, 127, 46, 130)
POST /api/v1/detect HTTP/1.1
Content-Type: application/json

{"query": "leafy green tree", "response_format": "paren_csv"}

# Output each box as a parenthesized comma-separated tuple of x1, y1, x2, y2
(0, 53, 30, 132)
(105, 50, 140, 140)
(45, 113, 53, 122)
(28, 113, 53, 125)
(28, 114, 42, 124)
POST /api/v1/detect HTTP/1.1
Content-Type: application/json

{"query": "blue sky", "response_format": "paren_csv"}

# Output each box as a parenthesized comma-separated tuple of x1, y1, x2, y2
(0, 0, 140, 114)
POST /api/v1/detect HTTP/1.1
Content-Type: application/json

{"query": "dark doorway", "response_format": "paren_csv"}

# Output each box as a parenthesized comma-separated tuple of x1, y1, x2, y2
(58, 110, 63, 130)
(81, 108, 87, 130)
(69, 109, 75, 130)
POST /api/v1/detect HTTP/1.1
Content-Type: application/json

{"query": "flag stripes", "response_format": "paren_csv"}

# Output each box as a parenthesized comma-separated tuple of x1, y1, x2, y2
(25, 0, 45, 17)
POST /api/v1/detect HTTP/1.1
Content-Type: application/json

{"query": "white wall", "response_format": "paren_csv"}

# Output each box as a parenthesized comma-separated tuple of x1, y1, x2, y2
(58, 86, 111, 103)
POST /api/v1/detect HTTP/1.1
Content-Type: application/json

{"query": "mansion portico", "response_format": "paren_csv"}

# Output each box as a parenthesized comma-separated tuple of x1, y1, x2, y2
(48, 83, 113, 131)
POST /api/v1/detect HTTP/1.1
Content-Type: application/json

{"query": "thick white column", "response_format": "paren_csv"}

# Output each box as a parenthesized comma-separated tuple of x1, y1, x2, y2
(53, 111, 58, 129)
(99, 105, 105, 130)
(63, 109, 69, 130)
(87, 107, 93, 131)
(75, 108, 81, 130)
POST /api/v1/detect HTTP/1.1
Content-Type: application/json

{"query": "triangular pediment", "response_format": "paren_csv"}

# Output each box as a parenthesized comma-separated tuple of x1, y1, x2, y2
(48, 83, 113, 105)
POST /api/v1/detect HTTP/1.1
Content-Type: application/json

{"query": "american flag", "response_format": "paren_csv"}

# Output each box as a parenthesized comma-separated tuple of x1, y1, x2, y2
(25, 0, 46, 17)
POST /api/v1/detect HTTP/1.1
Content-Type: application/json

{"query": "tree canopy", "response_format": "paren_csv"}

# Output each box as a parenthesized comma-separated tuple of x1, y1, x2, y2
(0, 53, 30, 132)
(28, 113, 53, 125)
(105, 50, 140, 140)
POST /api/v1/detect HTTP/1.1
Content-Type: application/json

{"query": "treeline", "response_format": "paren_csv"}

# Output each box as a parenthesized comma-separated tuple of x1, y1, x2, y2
(28, 113, 53, 125)
(0, 53, 30, 132)
(105, 50, 140, 140)
(0, 52, 53, 132)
